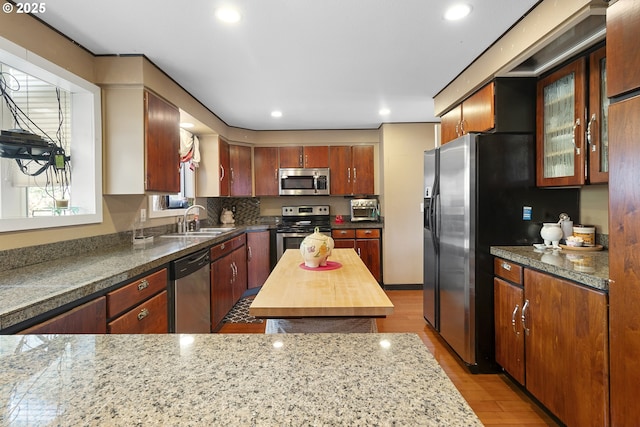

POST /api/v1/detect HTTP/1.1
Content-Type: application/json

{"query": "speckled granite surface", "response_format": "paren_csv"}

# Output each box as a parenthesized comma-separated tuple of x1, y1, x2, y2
(0, 333, 481, 426)
(491, 245, 609, 290)
(0, 227, 268, 331)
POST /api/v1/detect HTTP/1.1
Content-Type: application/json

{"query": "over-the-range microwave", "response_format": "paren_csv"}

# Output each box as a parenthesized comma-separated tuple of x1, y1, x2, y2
(279, 168, 330, 196)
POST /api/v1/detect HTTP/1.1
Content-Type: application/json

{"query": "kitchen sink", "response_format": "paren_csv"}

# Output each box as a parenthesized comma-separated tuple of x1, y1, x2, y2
(160, 227, 236, 238)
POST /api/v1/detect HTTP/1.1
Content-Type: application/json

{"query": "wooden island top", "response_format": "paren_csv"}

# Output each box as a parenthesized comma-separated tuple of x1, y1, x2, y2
(249, 249, 394, 318)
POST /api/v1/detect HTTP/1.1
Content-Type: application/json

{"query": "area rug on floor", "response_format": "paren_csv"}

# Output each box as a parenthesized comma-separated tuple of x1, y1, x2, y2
(222, 296, 264, 324)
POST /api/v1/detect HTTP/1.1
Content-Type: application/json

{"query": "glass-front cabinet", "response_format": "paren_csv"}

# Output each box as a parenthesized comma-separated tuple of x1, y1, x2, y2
(536, 46, 608, 187)
(536, 57, 587, 187)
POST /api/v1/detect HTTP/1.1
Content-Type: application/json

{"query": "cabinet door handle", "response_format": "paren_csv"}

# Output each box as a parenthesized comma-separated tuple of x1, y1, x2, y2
(357, 247, 361, 257)
(455, 122, 460, 137)
(230, 263, 235, 283)
(137, 279, 149, 291)
(220, 164, 225, 182)
(459, 120, 466, 135)
(299, 154, 303, 167)
(512, 304, 520, 335)
(137, 308, 149, 321)
(587, 113, 597, 151)
(353, 167, 357, 182)
(230, 167, 235, 183)
(274, 168, 278, 181)
(347, 168, 351, 183)
(502, 262, 511, 271)
(305, 154, 308, 167)
(248, 246, 253, 261)
(571, 118, 581, 155)
(521, 299, 530, 336)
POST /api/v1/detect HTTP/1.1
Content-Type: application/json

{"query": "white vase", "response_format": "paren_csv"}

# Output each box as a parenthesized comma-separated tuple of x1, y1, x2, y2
(300, 227, 334, 267)
(540, 223, 563, 246)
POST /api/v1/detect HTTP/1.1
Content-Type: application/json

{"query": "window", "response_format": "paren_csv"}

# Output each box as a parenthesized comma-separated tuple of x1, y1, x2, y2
(0, 37, 102, 232)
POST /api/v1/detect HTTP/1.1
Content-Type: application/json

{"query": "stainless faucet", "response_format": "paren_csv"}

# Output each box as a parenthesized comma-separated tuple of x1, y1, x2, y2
(183, 204, 205, 232)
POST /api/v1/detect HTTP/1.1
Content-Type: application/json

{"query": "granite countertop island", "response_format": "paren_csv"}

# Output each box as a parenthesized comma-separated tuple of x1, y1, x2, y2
(0, 333, 481, 426)
(491, 245, 609, 291)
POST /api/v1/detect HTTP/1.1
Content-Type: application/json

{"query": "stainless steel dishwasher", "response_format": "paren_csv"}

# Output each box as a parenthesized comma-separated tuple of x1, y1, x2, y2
(171, 248, 211, 333)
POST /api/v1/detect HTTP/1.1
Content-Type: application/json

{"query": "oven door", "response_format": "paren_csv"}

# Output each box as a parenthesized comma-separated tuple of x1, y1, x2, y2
(276, 231, 330, 261)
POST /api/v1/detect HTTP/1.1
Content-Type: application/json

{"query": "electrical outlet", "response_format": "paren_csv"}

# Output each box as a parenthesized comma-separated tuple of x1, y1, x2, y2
(140, 208, 147, 222)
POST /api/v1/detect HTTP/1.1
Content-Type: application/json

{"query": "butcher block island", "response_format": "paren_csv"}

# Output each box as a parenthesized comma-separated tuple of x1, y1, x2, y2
(250, 249, 393, 332)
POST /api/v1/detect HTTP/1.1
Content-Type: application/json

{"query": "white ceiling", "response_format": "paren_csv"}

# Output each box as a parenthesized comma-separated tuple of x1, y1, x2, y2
(36, 0, 539, 131)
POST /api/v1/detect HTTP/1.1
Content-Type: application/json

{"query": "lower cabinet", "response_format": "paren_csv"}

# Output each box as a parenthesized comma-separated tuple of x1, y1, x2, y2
(210, 234, 247, 329)
(108, 291, 168, 334)
(247, 230, 271, 289)
(332, 228, 382, 283)
(20, 297, 107, 334)
(494, 258, 609, 427)
(107, 268, 169, 334)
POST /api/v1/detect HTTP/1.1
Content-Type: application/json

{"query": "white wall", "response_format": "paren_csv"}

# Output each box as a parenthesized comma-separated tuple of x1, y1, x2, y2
(379, 123, 436, 286)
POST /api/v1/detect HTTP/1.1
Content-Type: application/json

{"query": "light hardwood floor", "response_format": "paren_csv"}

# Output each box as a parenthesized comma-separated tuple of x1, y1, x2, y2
(218, 290, 560, 426)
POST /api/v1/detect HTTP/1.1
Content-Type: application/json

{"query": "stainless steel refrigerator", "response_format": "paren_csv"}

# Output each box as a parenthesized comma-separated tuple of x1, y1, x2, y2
(423, 133, 580, 373)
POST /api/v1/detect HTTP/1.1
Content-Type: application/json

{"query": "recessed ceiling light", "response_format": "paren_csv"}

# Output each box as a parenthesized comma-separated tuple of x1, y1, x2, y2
(271, 110, 283, 118)
(215, 7, 241, 23)
(444, 4, 472, 21)
(180, 122, 195, 128)
(379, 108, 391, 116)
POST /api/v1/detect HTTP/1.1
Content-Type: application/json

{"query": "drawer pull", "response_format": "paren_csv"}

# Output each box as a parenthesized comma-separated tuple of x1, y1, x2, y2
(137, 279, 149, 291)
(511, 304, 520, 335)
(340, 230, 347, 235)
(137, 308, 149, 321)
(502, 262, 511, 271)
(221, 243, 225, 250)
(364, 230, 372, 234)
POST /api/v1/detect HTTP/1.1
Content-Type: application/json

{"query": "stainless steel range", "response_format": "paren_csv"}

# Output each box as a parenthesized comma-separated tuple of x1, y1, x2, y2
(276, 205, 331, 261)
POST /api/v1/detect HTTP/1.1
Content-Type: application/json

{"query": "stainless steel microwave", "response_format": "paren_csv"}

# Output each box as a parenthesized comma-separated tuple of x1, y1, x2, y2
(279, 168, 330, 196)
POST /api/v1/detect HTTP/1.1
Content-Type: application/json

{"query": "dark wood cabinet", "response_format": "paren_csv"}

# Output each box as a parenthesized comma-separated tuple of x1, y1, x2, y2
(254, 147, 279, 196)
(332, 228, 381, 283)
(493, 258, 525, 385)
(107, 268, 169, 334)
(494, 277, 525, 385)
(20, 297, 107, 334)
(230, 144, 252, 196)
(440, 79, 535, 145)
(536, 58, 587, 187)
(279, 146, 328, 168)
(108, 291, 168, 334)
(247, 231, 271, 289)
(493, 259, 609, 426)
(329, 145, 374, 195)
(588, 46, 609, 184)
(144, 90, 180, 193)
(524, 269, 609, 427)
(608, 93, 640, 425)
(219, 137, 230, 196)
(606, 0, 640, 98)
(211, 234, 247, 329)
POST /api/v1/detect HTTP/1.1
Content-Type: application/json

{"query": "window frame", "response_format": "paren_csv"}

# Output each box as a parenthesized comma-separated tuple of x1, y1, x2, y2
(0, 36, 102, 232)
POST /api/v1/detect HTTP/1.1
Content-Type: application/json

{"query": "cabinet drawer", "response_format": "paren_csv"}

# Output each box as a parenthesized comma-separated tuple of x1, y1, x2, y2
(356, 228, 380, 239)
(107, 268, 168, 318)
(210, 234, 246, 261)
(108, 291, 168, 334)
(494, 258, 523, 284)
(332, 229, 355, 239)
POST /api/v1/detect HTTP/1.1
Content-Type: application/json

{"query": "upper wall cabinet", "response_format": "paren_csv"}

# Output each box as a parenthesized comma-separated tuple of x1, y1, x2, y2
(254, 147, 279, 196)
(279, 146, 329, 168)
(103, 87, 180, 194)
(440, 78, 535, 145)
(536, 58, 587, 187)
(329, 145, 374, 195)
(607, 0, 640, 97)
(536, 46, 607, 187)
(196, 136, 252, 197)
